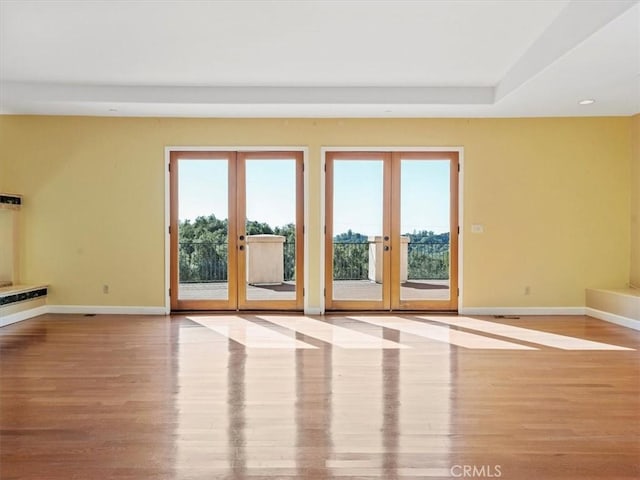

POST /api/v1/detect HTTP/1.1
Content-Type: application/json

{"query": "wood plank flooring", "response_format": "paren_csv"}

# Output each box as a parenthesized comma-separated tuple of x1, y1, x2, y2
(1, 313, 638, 479)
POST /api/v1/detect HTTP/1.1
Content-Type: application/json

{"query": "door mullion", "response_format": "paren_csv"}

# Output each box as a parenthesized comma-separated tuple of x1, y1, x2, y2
(382, 153, 393, 310)
(235, 153, 247, 309)
(390, 153, 402, 310)
(295, 153, 305, 310)
(324, 155, 334, 310)
(449, 154, 460, 311)
(169, 152, 179, 311)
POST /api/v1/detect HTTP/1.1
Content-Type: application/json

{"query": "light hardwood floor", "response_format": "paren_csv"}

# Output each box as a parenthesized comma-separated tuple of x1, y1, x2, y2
(1, 313, 638, 479)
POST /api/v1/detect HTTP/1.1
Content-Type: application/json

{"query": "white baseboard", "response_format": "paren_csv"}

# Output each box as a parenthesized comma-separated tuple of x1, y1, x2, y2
(8, 305, 636, 333)
(1, 304, 168, 328)
(459, 307, 585, 316)
(585, 307, 640, 331)
(47, 305, 168, 315)
(0, 305, 49, 327)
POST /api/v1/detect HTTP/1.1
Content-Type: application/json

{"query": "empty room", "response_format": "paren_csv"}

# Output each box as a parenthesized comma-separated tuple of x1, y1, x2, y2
(1, 1, 639, 479)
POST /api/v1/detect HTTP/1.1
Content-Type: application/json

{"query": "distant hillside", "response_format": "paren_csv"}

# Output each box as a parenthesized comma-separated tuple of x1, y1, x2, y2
(335, 229, 449, 244)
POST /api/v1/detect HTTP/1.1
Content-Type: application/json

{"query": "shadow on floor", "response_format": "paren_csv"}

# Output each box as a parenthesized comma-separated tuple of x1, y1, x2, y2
(402, 281, 449, 290)
(251, 283, 296, 292)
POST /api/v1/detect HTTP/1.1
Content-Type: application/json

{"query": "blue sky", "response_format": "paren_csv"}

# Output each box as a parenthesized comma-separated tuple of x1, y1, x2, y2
(178, 159, 296, 227)
(178, 158, 450, 235)
(333, 159, 450, 235)
(400, 159, 450, 234)
(178, 160, 229, 223)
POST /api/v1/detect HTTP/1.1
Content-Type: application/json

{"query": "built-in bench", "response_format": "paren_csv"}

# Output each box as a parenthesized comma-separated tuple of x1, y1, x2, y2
(586, 287, 640, 331)
(0, 193, 50, 326)
(0, 285, 49, 327)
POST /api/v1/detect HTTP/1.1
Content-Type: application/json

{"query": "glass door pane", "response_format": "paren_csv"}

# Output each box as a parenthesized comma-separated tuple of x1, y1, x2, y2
(177, 158, 230, 303)
(240, 157, 299, 305)
(331, 159, 385, 302)
(399, 159, 451, 303)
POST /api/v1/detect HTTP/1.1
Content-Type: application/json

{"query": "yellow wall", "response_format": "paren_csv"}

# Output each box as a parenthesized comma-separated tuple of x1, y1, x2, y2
(631, 114, 640, 288)
(0, 116, 631, 309)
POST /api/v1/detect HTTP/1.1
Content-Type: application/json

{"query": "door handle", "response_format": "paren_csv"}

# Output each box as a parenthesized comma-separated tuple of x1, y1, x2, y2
(239, 235, 245, 241)
(384, 245, 390, 251)
(384, 235, 389, 241)
(239, 245, 245, 251)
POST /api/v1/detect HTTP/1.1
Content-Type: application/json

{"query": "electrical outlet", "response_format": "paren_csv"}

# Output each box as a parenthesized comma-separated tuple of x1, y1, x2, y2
(103, 284, 109, 294)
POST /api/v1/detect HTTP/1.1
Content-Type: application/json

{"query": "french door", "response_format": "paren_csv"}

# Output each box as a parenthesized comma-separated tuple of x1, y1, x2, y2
(325, 151, 458, 311)
(170, 151, 304, 311)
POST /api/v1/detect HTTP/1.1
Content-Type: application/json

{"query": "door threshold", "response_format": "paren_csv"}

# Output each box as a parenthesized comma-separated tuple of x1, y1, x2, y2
(172, 309, 304, 315)
(325, 310, 458, 315)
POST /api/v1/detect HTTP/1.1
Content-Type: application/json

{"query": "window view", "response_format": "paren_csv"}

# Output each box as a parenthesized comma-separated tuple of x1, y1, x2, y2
(399, 159, 451, 302)
(332, 160, 384, 301)
(178, 159, 230, 301)
(244, 159, 297, 301)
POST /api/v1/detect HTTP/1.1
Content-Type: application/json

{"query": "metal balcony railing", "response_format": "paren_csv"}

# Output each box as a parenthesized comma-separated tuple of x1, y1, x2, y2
(406, 242, 450, 280)
(178, 241, 296, 283)
(332, 242, 450, 280)
(178, 241, 450, 283)
(332, 242, 369, 280)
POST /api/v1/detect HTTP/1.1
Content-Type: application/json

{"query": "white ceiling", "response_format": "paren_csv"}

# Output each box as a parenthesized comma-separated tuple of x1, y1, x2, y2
(0, 0, 638, 118)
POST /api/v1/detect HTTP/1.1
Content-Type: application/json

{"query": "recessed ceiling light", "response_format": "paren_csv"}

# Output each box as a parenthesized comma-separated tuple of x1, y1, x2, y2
(578, 99, 595, 105)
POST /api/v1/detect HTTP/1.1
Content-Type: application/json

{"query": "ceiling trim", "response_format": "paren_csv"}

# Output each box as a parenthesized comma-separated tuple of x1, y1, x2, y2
(0, 1, 637, 117)
(496, 0, 639, 101)
(1, 83, 495, 108)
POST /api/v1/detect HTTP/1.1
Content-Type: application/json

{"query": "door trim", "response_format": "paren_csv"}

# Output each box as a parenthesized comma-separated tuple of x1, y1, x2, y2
(165, 146, 308, 313)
